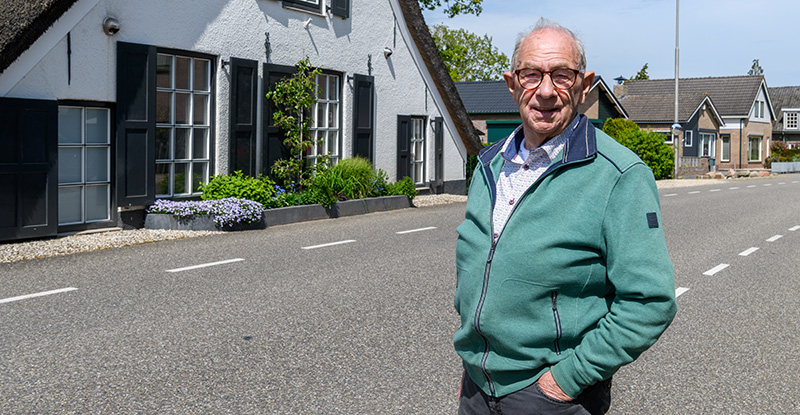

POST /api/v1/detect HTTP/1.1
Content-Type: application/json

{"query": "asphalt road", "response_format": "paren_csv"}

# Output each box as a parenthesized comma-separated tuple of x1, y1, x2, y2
(2, 174, 800, 414)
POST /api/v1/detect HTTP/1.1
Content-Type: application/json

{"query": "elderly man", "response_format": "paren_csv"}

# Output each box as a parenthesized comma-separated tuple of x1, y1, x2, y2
(454, 18, 677, 415)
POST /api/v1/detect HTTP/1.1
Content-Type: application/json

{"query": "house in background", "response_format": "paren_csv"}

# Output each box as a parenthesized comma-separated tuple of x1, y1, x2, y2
(615, 91, 724, 176)
(769, 86, 800, 148)
(455, 75, 627, 144)
(0, 0, 481, 242)
(615, 75, 774, 173)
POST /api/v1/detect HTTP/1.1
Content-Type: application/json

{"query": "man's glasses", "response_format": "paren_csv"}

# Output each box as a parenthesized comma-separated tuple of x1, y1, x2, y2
(515, 68, 582, 91)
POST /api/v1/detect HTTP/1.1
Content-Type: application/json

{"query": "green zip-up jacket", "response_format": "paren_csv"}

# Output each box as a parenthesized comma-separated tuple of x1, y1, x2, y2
(454, 115, 677, 399)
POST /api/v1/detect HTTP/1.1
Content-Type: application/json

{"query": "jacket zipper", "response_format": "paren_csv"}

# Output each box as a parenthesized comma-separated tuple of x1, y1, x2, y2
(474, 241, 497, 396)
(551, 292, 562, 355)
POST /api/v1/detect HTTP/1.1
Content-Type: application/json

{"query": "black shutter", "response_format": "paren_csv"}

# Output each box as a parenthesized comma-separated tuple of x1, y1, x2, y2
(434, 117, 444, 193)
(331, 0, 349, 18)
(352, 74, 374, 162)
(397, 115, 411, 181)
(230, 58, 258, 176)
(262, 63, 296, 178)
(0, 98, 58, 242)
(116, 42, 156, 207)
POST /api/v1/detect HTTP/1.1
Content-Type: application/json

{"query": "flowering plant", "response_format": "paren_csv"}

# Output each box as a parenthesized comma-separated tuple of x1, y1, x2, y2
(148, 198, 263, 228)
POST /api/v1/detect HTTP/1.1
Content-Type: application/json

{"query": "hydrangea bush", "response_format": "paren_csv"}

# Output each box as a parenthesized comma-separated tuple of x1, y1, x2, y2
(148, 197, 263, 228)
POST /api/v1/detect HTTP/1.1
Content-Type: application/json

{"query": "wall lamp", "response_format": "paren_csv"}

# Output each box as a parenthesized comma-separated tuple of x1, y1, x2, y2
(383, 47, 393, 58)
(103, 17, 120, 36)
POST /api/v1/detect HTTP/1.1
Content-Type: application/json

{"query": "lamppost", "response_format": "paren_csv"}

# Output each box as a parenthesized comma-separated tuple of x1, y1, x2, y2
(673, 0, 680, 179)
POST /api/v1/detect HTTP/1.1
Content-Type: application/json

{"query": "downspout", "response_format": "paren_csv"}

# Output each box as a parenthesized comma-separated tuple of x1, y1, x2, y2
(738, 118, 743, 168)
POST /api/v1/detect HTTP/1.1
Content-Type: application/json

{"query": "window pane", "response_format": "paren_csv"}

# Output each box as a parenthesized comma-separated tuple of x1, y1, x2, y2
(58, 107, 82, 144)
(58, 186, 82, 224)
(156, 127, 171, 160)
(58, 147, 82, 184)
(317, 75, 328, 100)
(156, 163, 171, 196)
(85, 108, 109, 144)
(175, 128, 190, 159)
(192, 162, 208, 193)
(330, 76, 339, 100)
(175, 92, 190, 124)
(175, 56, 191, 90)
(328, 131, 338, 155)
(85, 184, 110, 222)
(86, 147, 109, 182)
(157, 54, 172, 88)
(193, 94, 208, 125)
(328, 103, 337, 128)
(194, 59, 210, 91)
(174, 163, 189, 194)
(156, 91, 172, 123)
(193, 128, 208, 159)
(317, 103, 325, 128)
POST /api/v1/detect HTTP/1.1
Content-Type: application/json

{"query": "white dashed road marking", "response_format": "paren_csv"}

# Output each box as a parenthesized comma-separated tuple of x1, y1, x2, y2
(789, 226, 800, 231)
(396, 226, 437, 234)
(166, 258, 245, 273)
(766, 235, 783, 242)
(703, 264, 729, 276)
(301, 240, 357, 250)
(739, 247, 759, 256)
(0, 287, 78, 305)
(675, 287, 690, 298)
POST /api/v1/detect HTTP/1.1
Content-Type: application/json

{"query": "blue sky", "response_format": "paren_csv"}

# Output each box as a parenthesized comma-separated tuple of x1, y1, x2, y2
(422, 0, 794, 87)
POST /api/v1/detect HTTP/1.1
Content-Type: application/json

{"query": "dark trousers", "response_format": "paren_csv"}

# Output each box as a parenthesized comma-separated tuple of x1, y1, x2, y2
(458, 372, 612, 415)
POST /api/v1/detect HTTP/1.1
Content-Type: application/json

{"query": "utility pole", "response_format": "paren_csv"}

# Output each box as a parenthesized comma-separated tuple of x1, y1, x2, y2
(673, 0, 680, 180)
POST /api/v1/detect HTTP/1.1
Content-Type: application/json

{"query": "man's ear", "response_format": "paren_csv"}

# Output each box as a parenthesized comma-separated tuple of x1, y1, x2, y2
(578, 71, 595, 105)
(503, 71, 517, 104)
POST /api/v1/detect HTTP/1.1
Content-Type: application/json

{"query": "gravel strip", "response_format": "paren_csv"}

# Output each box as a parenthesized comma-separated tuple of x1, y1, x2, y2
(0, 229, 221, 264)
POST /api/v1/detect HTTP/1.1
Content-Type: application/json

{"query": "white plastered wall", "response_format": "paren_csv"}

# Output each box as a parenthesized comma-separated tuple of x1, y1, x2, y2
(3, 0, 466, 187)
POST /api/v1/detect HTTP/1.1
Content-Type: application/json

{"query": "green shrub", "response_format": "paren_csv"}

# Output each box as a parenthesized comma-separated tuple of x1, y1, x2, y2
(200, 171, 276, 205)
(309, 157, 378, 207)
(602, 118, 640, 140)
(387, 176, 418, 200)
(370, 169, 391, 197)
(614, 129, 675, 180)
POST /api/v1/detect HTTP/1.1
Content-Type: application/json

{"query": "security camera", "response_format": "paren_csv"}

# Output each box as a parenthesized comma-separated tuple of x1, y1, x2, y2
(103, 17, 120, 36)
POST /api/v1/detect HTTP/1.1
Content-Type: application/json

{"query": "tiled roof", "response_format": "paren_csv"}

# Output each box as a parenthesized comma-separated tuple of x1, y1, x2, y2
(0, 0, 80, 74)
(768, 86, 800, 129)
(454, 80, 517, 114)
(619, 92, 713, 123)
(620, 75, 765, 117)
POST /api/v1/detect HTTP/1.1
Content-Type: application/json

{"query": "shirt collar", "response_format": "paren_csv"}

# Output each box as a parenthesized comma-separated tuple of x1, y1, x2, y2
(500, 115, 581, 164)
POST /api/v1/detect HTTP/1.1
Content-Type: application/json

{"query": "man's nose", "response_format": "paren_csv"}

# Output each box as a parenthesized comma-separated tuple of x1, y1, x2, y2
(535, 73, 558, 99)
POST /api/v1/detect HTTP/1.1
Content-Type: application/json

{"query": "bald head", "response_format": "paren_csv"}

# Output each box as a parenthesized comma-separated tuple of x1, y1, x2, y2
(511, 18, 586, 72)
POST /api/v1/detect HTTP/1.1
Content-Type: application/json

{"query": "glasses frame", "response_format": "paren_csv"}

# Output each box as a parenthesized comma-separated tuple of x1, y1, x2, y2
(514, 68, 582, 91)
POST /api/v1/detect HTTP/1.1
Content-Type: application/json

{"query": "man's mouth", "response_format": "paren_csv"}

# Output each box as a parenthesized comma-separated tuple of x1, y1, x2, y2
(534, 106, 559, 117)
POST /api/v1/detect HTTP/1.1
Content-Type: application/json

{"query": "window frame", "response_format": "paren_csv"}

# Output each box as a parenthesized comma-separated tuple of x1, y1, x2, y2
(699, 132, 715, 158)
(748, 135, 762, 162)
(784, 110, 799, 130)
(282, 0, 323, 14)
(307, 70, 342, 168)
(683, 130, 693, 147)
(410, 117, 426, 186)
(154, 49, 214, 199)
(57, 101, 115, 230)
(720, 135, 731, 162)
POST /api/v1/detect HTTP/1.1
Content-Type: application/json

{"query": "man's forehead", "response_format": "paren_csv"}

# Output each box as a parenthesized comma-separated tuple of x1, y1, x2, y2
(516, 29, 579, 66)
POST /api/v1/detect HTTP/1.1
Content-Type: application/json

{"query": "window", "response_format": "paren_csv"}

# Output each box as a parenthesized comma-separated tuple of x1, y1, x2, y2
(683, 130, 692, 147)
(721, 135, 731, 162)
(785, 111, 798, 130)
(282, 0, 322, 13)
(58, 106, 111, 225)
(308, 72, 341, 167)
(155, 53, 211, 197)
(657, 131, 672, 144)
(699, 133, 715, 157)
(753, 99, 766, 119)
(748, 136, 762, 162)
(411, 118, 426, 185)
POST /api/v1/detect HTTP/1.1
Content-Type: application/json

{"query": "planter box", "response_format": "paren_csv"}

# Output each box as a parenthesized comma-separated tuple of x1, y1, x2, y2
(145, 195, 412, 231)
(144, 214, 266, 232)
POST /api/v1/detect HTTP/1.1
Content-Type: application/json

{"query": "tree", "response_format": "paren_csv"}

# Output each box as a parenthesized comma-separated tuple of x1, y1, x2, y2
(630, 63, 649, 81)
(430, 24, 510, 82)
(748, 59, 764, 76)
(265, 57, 323, 190)
(418, 0, 483, 17)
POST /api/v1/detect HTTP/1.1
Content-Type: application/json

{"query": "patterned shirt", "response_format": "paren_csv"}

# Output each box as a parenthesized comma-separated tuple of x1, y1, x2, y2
(491, 116, 580, 242)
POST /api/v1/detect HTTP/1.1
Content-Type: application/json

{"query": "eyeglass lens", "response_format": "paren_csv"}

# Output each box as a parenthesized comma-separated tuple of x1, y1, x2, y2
(518, 68, 577, 90)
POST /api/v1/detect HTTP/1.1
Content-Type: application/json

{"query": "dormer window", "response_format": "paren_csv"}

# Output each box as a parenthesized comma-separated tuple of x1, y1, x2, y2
(785, 111, 798, 130)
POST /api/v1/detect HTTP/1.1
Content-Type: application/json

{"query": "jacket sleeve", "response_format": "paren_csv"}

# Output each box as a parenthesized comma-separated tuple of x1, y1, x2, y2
(550, 162, 678, 398)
